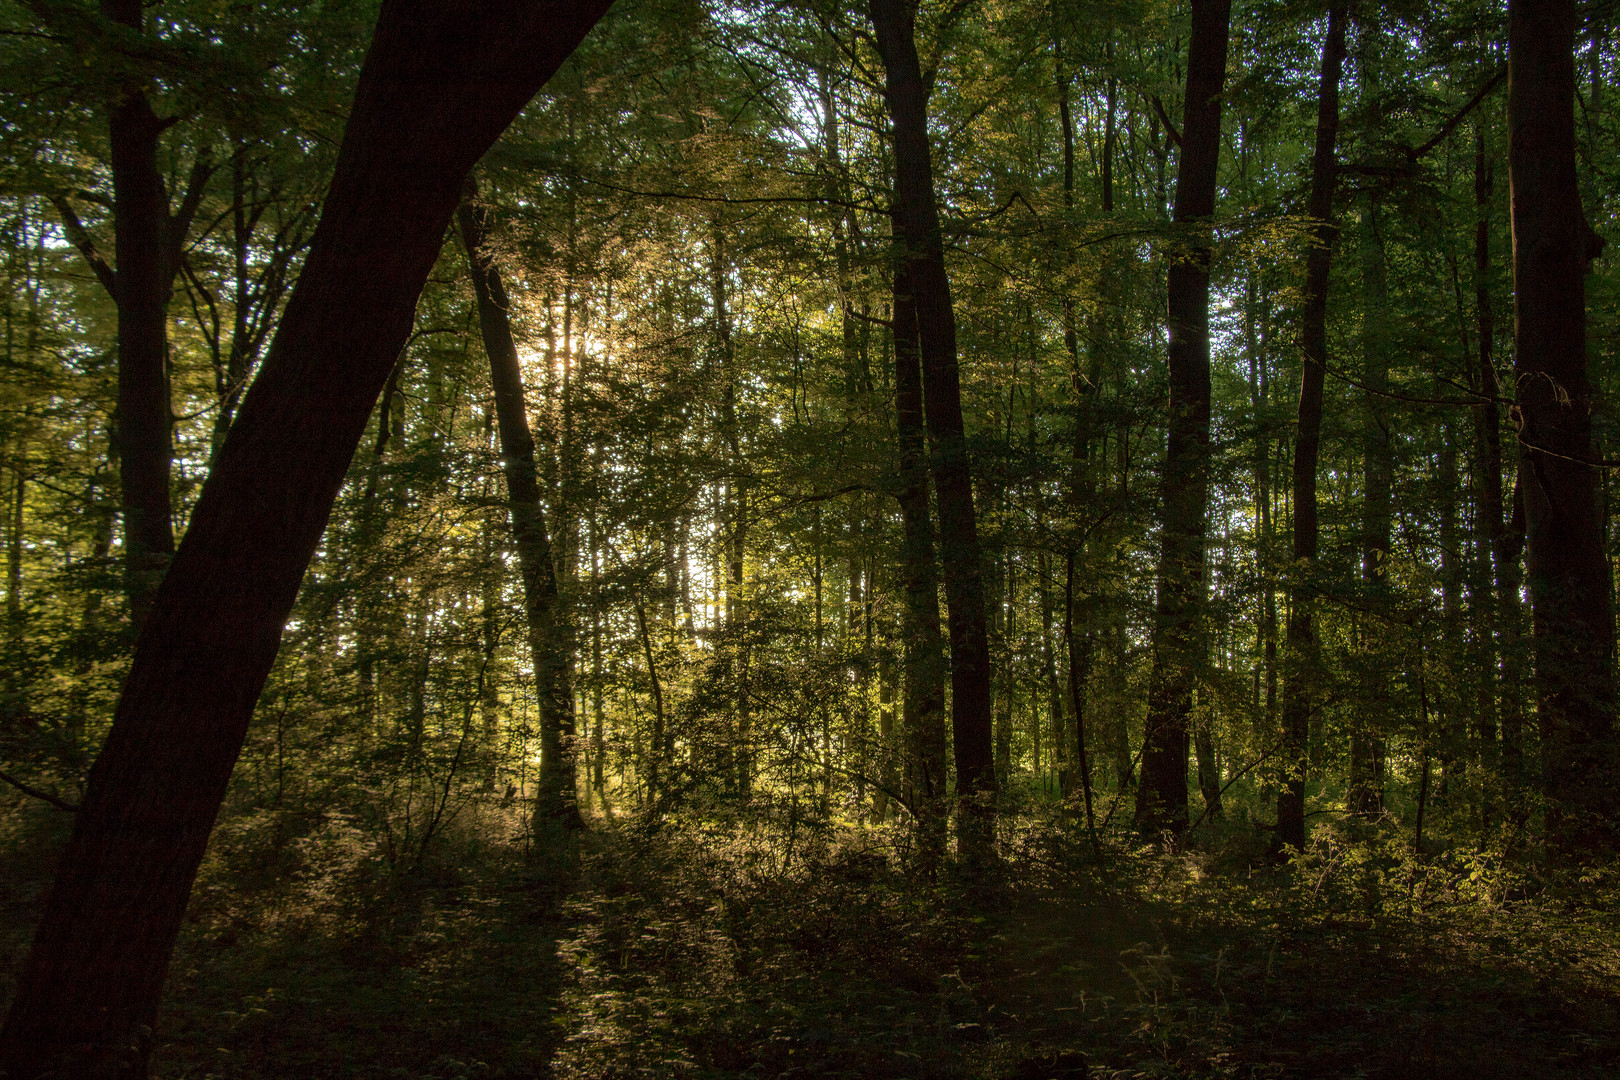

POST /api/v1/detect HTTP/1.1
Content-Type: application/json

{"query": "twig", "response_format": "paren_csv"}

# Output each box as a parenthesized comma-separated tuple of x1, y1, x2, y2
(1186, 739, 1284, 835)
(1150, 95, 1183, 148)
(0, 769, 79, 812)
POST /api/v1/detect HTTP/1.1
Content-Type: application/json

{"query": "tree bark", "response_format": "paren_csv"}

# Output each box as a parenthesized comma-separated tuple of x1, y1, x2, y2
(871, 0, 996, 858)
(1508, 0, 1617, 851)
(457, 185, 580, 832)
(1276, 5, 1346, 854)
(1136, 0, 1233, 837)
(0, 3, 610, 1074)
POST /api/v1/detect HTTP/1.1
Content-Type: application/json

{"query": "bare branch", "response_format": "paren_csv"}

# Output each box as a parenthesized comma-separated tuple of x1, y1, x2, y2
(48, 195, 117, 297)
(0, 769, 79, 813)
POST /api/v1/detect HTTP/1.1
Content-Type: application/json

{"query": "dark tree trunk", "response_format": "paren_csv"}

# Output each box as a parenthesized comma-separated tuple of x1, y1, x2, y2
(891, 253, 949, 872)
(1136, 0, 1233, 837)
(871, 0, 996, 857)
(457, 186, 579, 832)
(1508, 0, 1617, 851)
(107, 87, 175, 629)
(0, 3, 609, 1074)
(1276, 5, 1346, 854)
(93, 0, 217, 627)
(104, 1, 176, 629)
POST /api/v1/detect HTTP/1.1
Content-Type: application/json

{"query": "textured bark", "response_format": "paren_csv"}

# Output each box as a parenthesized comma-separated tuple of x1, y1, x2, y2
(871, 0, 996, 857)
(457, 187, 579, 832)
(1277, 6, 1346, 854)
(0, 3, 610, 1074)
(892, 253, 949, 871)
(1136, 0, 1232, 836)
(1508, 0, 1617, 850)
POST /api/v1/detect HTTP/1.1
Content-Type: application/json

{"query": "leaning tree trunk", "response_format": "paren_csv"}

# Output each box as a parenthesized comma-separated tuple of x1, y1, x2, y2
(457, 186, 580, 832)
(1135, 0, 1233, 837)
(1507, 0, 1617, 853)
(0, 3, 610, 1074)
(892, 252, 950, 872)
(1276, 5, 1346, 855)
(871, 0, 997, 858)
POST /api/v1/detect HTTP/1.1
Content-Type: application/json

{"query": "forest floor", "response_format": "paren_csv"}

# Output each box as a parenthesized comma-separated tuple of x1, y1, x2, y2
(3, 803, 1619, 1079)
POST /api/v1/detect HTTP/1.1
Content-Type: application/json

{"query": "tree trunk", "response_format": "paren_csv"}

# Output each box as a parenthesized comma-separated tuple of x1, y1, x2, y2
(891, 252, 948, 872)
(98, 0, 218, 627)
(1276, 5, 1346, 854)
(871, 0, 996, 858)
(1507, 0, 1617, 852)
(0, 4, 609, 1073)
(1136, 0, 1233, 837)
(1470, 127, 1504, 824)
(4, 461, 22, 701)
(1352, 190, 1391, 816)
(457, 185, 579, 832)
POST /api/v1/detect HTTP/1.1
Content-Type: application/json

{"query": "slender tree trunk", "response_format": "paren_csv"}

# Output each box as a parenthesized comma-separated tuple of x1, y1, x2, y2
(634, 594, 666, 805)
(1037, 549, 1067, 793)
(1057, 43, 1104, 839)
(713, 225, 752, 798)
(1277, 6, 1346, 854)
(1245, 269, 1280, 772)
(1507, 0, 1616, 851)
(1469, 126, 1505, 824)
(891, 252, 948, 872)
(102, 0, 206, 627)
(871, 0, 997, 858)
(1438, 427, 1463, 799)
(457, 186, 579, 832)
(0, 5, 609, 1072)
(1352, 191, 1391, 815)
(1137, 0, 1234, 837)
(591, 517, 606, 803)
(4, 461, 22, 700)
(1501, 478, 1528, 805)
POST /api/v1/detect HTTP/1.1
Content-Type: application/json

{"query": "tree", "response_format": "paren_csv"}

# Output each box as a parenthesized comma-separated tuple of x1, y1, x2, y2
(1507, 0, 1616, 851)
(457, 184, 581, 832)
(1275, 5, 1346, 855)
(0, 1, 611, 1072)
(47, 0, 215, 626)
(1135, 0, 1233, 837)
(870, 0, 997, 856)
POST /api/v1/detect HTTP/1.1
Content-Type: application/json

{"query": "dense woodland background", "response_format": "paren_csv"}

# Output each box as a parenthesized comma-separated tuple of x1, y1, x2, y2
(2, 0, 1620, 1076)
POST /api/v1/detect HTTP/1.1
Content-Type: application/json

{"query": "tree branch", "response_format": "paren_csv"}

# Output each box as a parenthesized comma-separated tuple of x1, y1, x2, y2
(48, 196, 117, 297)
(168, 151, 216, 263)
(1151, 94, 1183, 148)
(1341, 65, 1506, 178)
(0, 769, 79, 813)
(1409, 64, 1506, 161)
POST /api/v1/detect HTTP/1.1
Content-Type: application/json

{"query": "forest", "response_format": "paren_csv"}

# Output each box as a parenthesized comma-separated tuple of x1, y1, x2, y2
(1, 0, 1618, 1075)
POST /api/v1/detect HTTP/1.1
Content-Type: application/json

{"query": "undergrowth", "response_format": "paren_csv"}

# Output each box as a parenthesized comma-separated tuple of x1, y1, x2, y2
(2, 797, 1617, 1078)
